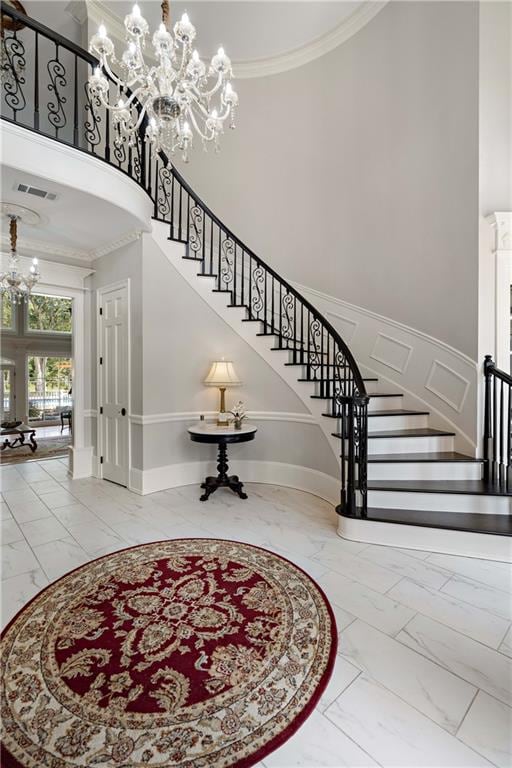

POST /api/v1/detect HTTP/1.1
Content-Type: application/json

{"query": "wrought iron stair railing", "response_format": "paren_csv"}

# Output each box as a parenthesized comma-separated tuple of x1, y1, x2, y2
(483, 356, 512, 489)
(0, 2, 369, 515)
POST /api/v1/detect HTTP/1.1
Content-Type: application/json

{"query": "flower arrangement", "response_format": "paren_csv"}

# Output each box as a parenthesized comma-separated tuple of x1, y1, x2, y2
(229, 401, 247, 429)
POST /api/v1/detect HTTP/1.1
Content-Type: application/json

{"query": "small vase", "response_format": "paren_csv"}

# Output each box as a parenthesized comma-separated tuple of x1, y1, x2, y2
(234, 417, 243, 430)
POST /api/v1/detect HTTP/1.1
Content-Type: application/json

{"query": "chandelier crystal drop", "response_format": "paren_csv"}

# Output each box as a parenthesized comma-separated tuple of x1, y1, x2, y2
(88, 1, 239, 162)
(0, 215, 40, 304)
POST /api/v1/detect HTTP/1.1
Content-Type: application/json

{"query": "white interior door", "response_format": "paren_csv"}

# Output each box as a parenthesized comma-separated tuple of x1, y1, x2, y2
(99, 284, 129, 486)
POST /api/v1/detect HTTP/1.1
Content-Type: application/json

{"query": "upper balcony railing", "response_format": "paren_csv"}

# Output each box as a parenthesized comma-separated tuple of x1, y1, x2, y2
(0, 2, 369, 516)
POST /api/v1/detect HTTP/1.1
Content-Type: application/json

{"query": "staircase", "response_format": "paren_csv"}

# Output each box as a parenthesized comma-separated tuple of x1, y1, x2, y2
(1, 1, 510, 560)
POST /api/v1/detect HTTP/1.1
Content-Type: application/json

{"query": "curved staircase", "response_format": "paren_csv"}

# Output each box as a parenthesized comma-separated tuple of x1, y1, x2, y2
(1, 1, 510, 560)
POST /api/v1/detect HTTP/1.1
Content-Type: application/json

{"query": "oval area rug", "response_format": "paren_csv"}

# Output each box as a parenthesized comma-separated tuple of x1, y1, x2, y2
(1, 538, 337, 767)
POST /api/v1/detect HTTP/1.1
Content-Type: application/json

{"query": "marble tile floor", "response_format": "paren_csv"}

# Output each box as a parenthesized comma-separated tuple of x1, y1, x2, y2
(1, 458, 511, 768)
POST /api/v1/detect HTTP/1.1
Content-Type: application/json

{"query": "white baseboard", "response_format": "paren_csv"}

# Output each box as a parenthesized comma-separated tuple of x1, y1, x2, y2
(69, 446, 94, 479)
(338, 516, 512, 562)
(128, 460, 340, 504)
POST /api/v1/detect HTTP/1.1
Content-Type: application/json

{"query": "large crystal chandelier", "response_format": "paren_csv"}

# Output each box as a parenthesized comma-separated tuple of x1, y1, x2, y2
(88, 0, 239, 162)
(0, 214, 40, 304)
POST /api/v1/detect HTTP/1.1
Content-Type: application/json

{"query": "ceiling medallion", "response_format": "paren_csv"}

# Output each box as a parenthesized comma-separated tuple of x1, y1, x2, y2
(88, 0, 239, 163)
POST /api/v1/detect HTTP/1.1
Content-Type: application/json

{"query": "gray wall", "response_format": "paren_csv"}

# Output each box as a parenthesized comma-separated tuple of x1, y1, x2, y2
(141, 235, 338, 476)
(176, 1, 480, 359)
(86, 235, 339, 479)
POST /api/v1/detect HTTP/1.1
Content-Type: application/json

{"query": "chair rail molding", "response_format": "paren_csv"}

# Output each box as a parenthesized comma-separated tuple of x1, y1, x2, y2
(293, 280, 479, 452)
(486, 212, 512, 373)
(128, 411, 317, 426)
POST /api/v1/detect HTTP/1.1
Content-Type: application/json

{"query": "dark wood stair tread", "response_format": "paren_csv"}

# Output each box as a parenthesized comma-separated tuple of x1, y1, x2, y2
(368, 479, 512, 497)
(367, 452, 483, 463)
(339, 507, 512, 536)
(323, 409, 429, 419)
(332, 427, 455, 439)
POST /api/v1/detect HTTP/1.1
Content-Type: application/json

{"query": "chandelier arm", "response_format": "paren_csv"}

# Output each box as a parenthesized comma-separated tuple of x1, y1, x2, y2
(198, 74, 224, 99)
(186, 106, 215, 142)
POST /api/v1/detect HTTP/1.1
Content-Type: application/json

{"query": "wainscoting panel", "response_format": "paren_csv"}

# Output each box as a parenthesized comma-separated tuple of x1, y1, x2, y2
(370, 333, 413, 374)
(425, 360, 470, 413)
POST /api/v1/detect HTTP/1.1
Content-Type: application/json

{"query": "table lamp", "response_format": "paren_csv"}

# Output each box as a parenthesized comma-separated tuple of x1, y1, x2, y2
(204, 359, 242, 426)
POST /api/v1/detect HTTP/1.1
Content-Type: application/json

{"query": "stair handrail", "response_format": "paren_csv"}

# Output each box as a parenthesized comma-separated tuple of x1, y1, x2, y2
(0, 1, 369, 514)
(157, 161, 368, 397)
(483, 355, 511, 487)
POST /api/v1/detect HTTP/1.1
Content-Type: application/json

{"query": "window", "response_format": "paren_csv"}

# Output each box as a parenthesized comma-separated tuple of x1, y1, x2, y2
(28, 357, 72, 422)
(27, 294, 72, 333)
(1, 294, 14, 330)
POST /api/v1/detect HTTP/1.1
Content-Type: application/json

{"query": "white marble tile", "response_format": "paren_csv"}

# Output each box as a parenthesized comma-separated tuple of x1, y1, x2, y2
(29, 478, 63, 495)
(499, 626, 512, 659)
(1, 568, 49, 629)
(317, 655, 361, 712)
(263, 709, 378, 767)
(32, 536, 90, 581)
(319, 570, 415, 636)
(388, 578, 510, 648)
(457, 691, 512, 768)
(0, 469, 28, 491)
(340, 620, 476, 733)
(16, 464, 52, 482)
(51, 503, 100, 526)
(3, 488, 52, 523)
(0, 500, 13, 519)
(20, 516, 69, 547)
(312, 544, 402, 594)
(391, 546, 432, 560)
(1, 516, 23, 544)
(1, 539, 39, 579)
(37, 488, 79, 509)
(358, 545, 452, 590)
(441, 574, 512, 621)
(65, 520, 126, 554)
(427, 552, 512, 593)
(325, 674, 493, 767)
(108, 518, 170, 546)
(330, 602, 357, 634)
(397, 614, 512, 708)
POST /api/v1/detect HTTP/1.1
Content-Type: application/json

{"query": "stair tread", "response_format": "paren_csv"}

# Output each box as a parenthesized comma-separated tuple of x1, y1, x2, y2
(368, 479, 511, 497)
(340, 507, 512, 536)
(367, 451, 483, 463)
(323, 409, 429, 419)
(332, 427, 455, 439)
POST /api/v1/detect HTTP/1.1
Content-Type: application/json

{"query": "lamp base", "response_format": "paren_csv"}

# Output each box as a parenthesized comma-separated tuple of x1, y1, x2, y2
(217, 412, 229, 427)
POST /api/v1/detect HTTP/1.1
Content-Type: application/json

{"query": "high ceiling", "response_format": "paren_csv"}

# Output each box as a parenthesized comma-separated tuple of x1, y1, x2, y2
(101, 1, 366, 62)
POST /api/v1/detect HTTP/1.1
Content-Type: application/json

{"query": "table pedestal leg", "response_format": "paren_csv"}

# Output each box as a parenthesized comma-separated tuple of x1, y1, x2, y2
(200, 442, 248, 501)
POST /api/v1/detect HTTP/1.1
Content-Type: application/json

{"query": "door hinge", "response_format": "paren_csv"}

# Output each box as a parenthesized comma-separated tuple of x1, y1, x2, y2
(99, 307, 103, 315)
(100, 456, 104, 464)
(99, 356, 103, 365)
(99, 406, 103, 415)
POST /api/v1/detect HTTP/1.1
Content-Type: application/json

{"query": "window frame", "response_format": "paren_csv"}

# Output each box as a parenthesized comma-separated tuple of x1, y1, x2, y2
(24, 293, 73, 337)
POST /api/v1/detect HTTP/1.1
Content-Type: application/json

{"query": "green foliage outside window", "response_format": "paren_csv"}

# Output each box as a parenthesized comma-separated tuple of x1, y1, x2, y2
(28, 295, 72, 333)
(1, 295, 13, 329)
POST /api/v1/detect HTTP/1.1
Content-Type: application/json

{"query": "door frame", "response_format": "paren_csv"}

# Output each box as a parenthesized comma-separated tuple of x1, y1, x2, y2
(96, 279, 131, 484)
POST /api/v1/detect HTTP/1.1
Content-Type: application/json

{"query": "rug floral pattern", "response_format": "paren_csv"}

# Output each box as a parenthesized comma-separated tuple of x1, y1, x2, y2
(1, 539, 336, 767)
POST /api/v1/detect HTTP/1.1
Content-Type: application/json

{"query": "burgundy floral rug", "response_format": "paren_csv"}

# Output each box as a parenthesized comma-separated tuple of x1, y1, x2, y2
(1, 539, 336, 767)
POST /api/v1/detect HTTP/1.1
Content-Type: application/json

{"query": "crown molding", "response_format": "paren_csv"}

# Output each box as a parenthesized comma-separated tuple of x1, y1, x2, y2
(85, 0, 388, 79)
(0, 229, 142, 264)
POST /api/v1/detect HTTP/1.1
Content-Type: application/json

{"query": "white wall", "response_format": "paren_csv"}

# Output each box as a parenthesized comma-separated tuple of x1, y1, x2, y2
(175, 1, 480, 359)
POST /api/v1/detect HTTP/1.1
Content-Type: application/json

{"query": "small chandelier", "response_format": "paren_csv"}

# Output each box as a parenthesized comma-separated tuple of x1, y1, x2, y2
(88, 0, 239, 162)
(0, 214, 40, 304)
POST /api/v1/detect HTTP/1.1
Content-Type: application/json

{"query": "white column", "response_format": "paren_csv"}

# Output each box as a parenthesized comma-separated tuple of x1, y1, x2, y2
(486, 212, 512, 373)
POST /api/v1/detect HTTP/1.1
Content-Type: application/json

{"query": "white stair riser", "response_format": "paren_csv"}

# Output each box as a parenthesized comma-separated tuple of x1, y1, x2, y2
(368, 490, 511, 515)
(367, 435, 454, 454)
(368, 414, 429, 433)
(368, 462, 483, 481)
(368, 396, 403, 412)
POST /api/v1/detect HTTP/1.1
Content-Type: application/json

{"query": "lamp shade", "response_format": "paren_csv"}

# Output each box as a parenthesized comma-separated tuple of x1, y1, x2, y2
(204, 360, 241, 387)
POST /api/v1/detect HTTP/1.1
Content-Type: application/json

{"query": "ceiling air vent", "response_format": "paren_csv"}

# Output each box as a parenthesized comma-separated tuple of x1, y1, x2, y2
(16, 183, 57, 201)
